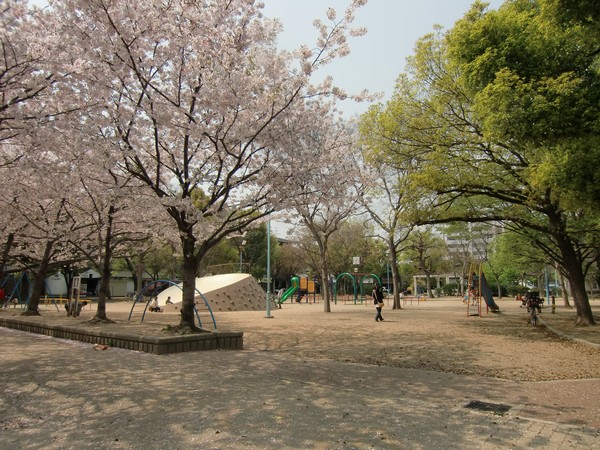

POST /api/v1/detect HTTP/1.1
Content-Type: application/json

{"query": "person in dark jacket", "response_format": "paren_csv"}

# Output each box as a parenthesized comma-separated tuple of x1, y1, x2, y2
(372, 284, 384, 322)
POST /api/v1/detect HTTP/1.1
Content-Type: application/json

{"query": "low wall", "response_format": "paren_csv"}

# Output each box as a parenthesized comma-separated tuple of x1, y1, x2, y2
(0, 317, 243, 355)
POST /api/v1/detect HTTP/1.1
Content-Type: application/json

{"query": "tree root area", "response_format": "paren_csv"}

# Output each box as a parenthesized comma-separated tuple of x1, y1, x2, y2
(88, 316, 116, 324)
(162, 324, 205, 335)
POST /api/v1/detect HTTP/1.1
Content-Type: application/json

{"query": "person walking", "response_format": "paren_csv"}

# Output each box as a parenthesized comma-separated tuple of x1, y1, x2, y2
(373, 284, 384, 322)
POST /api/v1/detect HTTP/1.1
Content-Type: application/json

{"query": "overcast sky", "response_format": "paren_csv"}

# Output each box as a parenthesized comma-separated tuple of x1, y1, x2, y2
(261, 0, 504, 117)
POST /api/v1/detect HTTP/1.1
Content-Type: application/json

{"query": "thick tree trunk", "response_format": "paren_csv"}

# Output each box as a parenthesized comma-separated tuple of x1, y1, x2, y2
(23, 240, 53, 316)
(180, 232, 200, 330)
(92, 205, 115, 323)
(93, 270, 111, 321)
(555, 234, 594, 325)
(569, 278, 594, 325)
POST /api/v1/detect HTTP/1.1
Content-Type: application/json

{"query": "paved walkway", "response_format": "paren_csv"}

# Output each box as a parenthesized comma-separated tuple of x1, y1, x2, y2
(1, 301, 599, 449)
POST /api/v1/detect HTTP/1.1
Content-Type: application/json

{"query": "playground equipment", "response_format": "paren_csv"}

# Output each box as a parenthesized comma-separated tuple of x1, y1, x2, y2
(278, 276, 299, 304)
(1, 272, 32, 309)
(298, 275, 317, 302)
(277, 275, 319, 304)
(466, 264, 499, 317)
(128, 279, 216, 330)
(333, 272, 382, 305)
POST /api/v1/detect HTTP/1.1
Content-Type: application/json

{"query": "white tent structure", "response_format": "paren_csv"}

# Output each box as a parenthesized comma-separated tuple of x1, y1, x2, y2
(156, 273, 273, 312)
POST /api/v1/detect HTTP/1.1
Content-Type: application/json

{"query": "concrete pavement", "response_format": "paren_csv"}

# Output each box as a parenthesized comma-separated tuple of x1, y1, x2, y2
(1, 299, 599, 449)
(1, 324, 599, 448)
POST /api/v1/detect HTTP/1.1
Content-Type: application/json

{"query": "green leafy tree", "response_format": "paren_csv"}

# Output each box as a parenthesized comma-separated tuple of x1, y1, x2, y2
(404, 228, 449, 297)
(360, 1, 599, 325)
(198, 239, 238, 276)
(328, 221, 383, 276)
(485, 231, 546, 290)
(143, 245, 182, 281)
(238, 224, 280, 284)
(276, 241, 309, 288)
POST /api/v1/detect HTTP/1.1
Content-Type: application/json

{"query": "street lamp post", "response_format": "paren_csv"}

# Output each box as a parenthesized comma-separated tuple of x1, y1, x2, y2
(385, 250, 391, 296)
(387, 260, 391, 295)
(266, 221, 273, 318)
(239, 240, 246, 273)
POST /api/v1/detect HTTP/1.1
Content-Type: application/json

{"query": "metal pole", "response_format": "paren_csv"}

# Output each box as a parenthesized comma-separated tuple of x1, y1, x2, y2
(266, 221, 272, 318)
(387, 260, 391, 295)
(545, 267, 550, 305)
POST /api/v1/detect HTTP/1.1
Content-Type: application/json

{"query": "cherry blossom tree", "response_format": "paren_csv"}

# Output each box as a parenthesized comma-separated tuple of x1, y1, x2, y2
(40, 0, 368, 330)
(0, 0, 53, 147)
(285, 104, 366, 312)
(62, 131, 165, 322)
(0, 0, 67, 276)
(0, 130, 79, 314)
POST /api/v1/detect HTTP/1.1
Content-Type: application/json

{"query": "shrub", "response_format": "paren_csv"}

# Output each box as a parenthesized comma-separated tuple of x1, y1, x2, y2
(507, 285, 529, 296)
(441, 282, 459, 296)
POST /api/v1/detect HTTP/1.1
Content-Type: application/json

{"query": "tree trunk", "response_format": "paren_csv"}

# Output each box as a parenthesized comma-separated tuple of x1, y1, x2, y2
(425, 274, 433, 297)
(62, 266, 74, 298)
(556, 264, 572, 308)
(490, 269, 503, 298)
(92, 204, 115, 323)
(180, 231, 200, 330)
(23, 240, 53, 315)
(320, 247, 331, 313)
(124, 257, 140, 298)
(555, 234, 594, 325)
(390, 249, 402, 309)
(136, 256, 144, 296)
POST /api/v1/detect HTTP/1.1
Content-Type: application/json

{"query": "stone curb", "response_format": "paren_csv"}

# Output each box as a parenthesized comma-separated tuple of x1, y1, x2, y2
(0, 316, 243, 354)
(539, 317, 600, 350)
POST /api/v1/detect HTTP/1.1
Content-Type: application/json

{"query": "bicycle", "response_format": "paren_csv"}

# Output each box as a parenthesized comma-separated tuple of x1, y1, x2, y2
(530, 304, 538, 326)
(525, 292, 541, 327)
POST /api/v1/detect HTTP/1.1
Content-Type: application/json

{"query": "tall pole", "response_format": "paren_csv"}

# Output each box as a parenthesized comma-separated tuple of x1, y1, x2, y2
(266, 221, 272, 318)
(545, 266, 550, 305)
(386, 260, 391, 294)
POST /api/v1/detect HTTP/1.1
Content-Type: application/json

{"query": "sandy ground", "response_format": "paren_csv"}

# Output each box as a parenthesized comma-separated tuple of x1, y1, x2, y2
(210, 296, 600, 382)
(68, 295, 600, 383)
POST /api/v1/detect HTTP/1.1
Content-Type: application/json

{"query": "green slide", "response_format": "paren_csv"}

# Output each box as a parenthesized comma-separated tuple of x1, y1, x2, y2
(278, 276, 299, 304)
